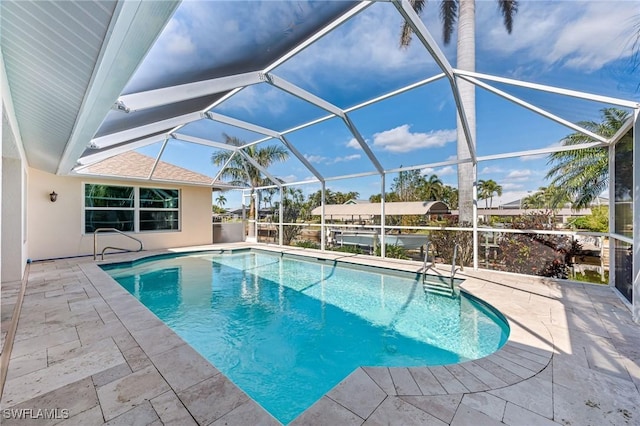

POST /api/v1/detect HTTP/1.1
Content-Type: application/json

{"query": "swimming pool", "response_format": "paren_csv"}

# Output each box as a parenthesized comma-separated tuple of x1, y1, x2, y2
(104, 250, 509, 423)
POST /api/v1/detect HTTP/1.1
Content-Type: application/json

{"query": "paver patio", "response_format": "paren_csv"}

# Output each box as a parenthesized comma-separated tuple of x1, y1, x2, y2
(1, 244, 638, 425)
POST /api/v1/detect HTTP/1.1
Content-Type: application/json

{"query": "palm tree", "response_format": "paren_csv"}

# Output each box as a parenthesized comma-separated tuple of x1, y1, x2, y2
(402, 0, 518, 224)
(211, 134, 289, 235)
(420, 174, 444, 200)
(546, 108, 630, 209)
(215, 192, 227, 208)
(521, 191, 545, 209)
(478, 179, 502, 209)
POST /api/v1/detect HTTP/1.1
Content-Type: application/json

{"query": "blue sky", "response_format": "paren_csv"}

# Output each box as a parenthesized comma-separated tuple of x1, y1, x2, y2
(133, 1, 640, 209)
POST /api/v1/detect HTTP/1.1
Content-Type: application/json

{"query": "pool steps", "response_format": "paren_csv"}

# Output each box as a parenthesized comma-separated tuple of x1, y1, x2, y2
(421, 242, 461, 297)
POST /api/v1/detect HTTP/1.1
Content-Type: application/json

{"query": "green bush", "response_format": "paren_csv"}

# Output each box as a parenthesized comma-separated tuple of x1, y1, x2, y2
(293, 240, 320, 249)
(569, 206, 609, 233)
(330, 245, 363, 254)
(375, 244, 408, 259)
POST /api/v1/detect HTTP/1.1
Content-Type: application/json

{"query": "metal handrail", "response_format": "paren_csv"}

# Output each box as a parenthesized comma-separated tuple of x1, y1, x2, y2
(450, 243, 463, 290)
(93, 228, 143, 260)
(422, 240, 436, 283)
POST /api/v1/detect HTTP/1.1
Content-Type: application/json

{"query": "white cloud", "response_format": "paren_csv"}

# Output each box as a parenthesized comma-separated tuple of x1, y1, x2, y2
(372, 125, 456, 153)
(480, 166, 504, 174)
(346, 138, 362, 150)
(501, 183, 523, 190)
(505, 169, 532, 181)
(163, 20, 196, 56)
(331, 154, 361, 164)
(304, 153, 361, 165)
(304, 154, 327, 164)
(480, 1, 637, 72)
(421, 166, 455, 177)
(278, 174, 297, 183)
(436, 166, 456, 176)
(216, 85, 288, 116)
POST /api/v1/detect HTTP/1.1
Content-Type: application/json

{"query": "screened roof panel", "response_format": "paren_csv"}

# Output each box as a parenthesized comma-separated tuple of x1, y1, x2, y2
(474, 79, 634, 137)
(475, 87, 603, 157)
(150, 139, 217, 184)
(475, 151, 591, 208)
(347, 79, 458, 170)
(273, 1, 446, 109)
(250, 141, 316, 185)
(95, 94, 224, 138)
(211, 83, 330, 133)
(122, 1, 358, 94)
(177, 119, 267, 144)
(283, 116, 378, 179)
(473, 1, 639, 102)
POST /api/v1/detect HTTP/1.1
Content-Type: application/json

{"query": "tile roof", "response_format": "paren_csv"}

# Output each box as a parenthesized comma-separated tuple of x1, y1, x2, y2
(80, 151, 218, 186)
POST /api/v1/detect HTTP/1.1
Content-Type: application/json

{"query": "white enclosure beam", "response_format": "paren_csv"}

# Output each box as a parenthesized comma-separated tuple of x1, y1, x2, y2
(171, 133, 238, 151)
(90, 111, 202, 149)
(116, 72, 263, 112)
(321, 182, 326, 251)
(343, 115, 384, 174)
(265, 74, 344, 117)
(385, 158, 472, 175)
(279, 136, 324, 182)
(633, 108, 639, 322)
(76, 135, 166, 168)
(610, 116, 634, 145)
(477, 141, 606, 163)
(237, 150, 282, 187)
(279, 186, 284, 246)
(263, 2, 373, 73)
(346, 73, 446, 113)
(392, 0, 454, 77)
(206, 111, 280, 139)
(454, 69, 640, 109)
(393, 0, 476, 163)
(380, 174, 386, 258)
(212, 151, 238, 184)
(460, 75, 609, 144)
(324, 170, 379, 182)
(147, 138, 168, 179)
(242, 73, 447, 149)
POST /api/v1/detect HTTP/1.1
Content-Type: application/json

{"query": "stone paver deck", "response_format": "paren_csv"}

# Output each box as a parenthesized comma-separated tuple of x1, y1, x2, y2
(1, 243, 639, 425)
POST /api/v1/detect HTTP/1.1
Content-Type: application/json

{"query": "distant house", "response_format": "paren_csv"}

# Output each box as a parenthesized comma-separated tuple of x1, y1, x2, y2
(311, 201, 450, 223)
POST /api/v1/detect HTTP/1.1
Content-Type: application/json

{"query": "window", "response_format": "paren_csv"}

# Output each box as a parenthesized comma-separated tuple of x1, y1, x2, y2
(139, 188, 179, 231)
(84, 184, 180, 233)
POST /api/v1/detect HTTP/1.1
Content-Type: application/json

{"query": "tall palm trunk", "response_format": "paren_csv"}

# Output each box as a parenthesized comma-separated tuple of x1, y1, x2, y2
(456, 0, 476, 224)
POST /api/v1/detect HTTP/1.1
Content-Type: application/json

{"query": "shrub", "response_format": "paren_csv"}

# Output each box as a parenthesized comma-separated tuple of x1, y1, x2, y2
(293, 240, 320, 249)
(429, 220, 473, 267)
(330, 245, 363, 254)
(375, 244, 408, 259)
(496, 212, 582, 279)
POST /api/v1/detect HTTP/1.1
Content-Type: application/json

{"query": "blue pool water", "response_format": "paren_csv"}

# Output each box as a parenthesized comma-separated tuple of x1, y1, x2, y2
(104, 250, 509, 424)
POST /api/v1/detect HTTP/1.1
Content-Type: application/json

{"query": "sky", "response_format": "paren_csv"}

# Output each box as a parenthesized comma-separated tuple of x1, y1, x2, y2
(131, 0, 640, 210)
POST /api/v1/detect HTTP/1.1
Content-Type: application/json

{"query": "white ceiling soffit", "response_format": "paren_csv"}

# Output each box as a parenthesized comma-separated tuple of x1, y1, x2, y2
(0, 0, 180, 174)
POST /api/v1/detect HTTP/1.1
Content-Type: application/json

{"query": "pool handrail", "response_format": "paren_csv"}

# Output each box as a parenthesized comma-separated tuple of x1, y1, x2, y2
(93, 228, 143, 260)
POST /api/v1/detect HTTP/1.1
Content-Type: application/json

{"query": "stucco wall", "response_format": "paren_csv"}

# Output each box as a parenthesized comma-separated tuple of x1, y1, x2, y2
(2, 158, 28, 281)
(28, 168, 213, 260)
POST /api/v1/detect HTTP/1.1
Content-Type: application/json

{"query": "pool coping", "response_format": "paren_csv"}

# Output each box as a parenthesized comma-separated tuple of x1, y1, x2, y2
(1, 243, 637, 425)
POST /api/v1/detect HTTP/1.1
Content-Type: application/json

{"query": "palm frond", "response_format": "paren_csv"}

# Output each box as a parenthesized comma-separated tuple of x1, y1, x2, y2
(497, 0, 518, 34)
(400, 0, 426, 47)
(440, 0, 458, 45)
